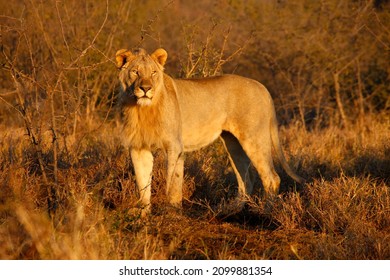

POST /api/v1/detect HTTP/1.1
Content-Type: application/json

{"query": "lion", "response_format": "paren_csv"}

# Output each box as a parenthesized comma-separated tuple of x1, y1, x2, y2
(115, 48, 305, 216)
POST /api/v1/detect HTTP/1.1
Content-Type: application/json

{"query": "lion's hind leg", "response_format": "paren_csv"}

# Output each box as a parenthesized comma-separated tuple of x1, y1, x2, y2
(240, 134, 281, 201)
(220, 132, 256, 212)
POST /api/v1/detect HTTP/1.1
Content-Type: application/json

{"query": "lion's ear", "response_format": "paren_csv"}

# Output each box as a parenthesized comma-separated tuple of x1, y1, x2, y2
(151, 48, 168, 67)
(115, 49, 134, 69)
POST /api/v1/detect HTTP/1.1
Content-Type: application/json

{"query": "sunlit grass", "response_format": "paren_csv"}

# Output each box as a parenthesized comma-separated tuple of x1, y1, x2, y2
(0, 116, 388, 260)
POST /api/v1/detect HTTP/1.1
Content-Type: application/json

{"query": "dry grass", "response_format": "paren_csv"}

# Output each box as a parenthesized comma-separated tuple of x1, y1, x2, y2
(0, 114, 388, 260)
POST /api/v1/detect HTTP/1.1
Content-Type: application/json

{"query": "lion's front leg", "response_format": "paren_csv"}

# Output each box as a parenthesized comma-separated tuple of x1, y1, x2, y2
(130, 149, 154, 216)
(166, 145, 184, 208)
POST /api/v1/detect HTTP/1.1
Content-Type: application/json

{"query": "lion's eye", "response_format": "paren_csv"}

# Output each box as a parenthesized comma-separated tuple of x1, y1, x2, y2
(131, 69, 138, 75)
(151, 70, 157, 76)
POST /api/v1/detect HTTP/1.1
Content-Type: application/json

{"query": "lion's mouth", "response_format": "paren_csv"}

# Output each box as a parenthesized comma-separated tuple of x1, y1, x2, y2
(136, 96, 153, 106)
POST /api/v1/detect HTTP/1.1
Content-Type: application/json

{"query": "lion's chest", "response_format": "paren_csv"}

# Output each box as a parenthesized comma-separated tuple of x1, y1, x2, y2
(120, 106, 165, 150)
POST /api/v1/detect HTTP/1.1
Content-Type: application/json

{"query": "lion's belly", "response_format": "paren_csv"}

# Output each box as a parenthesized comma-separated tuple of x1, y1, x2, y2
(181, 114, 225, 152)
(182, 129, 222, 152)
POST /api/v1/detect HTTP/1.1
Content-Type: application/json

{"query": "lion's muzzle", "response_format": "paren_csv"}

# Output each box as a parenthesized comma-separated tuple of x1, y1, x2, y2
(134, 84, 153, 106)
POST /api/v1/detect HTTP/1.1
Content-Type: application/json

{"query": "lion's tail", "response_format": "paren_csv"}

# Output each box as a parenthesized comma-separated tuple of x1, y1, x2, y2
(270, 111, 306, 184)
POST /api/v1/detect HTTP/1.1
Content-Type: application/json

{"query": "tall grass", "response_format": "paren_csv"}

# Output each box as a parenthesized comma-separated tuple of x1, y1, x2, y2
(0, 114, 388, 260)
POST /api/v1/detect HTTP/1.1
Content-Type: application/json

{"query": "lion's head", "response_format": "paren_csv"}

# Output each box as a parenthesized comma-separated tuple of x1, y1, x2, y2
(116, 48, 168, 106)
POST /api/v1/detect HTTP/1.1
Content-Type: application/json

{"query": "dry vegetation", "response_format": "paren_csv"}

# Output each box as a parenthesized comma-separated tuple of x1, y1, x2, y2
(0, 0, 389, 260)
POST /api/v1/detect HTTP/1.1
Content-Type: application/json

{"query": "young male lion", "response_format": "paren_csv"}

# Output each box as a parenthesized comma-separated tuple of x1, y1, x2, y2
(116, 48, 304, 216)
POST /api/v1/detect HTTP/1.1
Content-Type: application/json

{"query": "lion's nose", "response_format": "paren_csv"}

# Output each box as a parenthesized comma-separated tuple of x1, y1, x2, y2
(140, 85, 152, 93)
